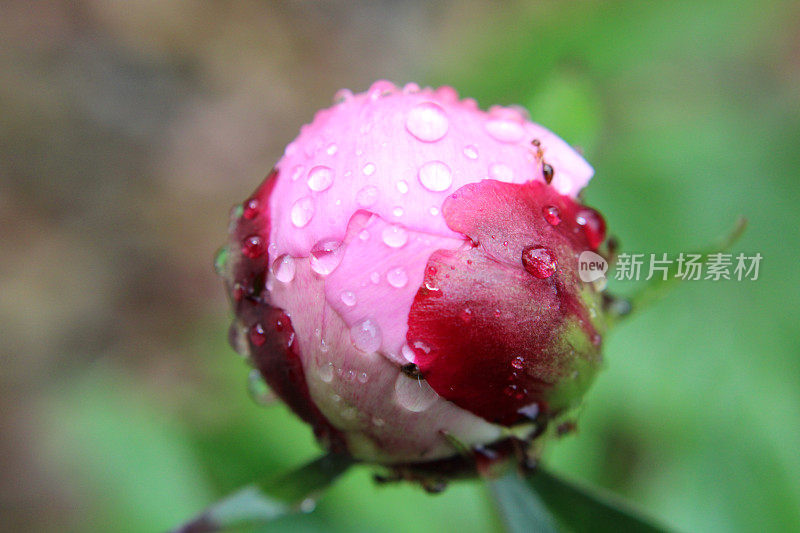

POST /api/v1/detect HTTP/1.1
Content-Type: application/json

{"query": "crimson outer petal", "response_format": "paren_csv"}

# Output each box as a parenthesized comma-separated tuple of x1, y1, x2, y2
(228, 170, 346, 451)
(407, 180, 606, 426)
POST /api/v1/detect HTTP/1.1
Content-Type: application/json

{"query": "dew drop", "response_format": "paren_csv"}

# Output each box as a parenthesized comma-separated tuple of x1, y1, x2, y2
(271, 254, 296, 283)
(363, 162, 376, 176)
(227, 322, 250, 357)
(392, 206, 404, 217)
(396, 180, 409, 194)
(307, 165, 334, 192)
(543, 205, 561, 226)
(463, 145, 479, 159)
(249, 323, 267, 347)
(405, 102, 449, 142)
(242, 198, 260, 219)
(340, 290, 357, 306)
(247, 369, 275, 405)
(326, 143, 338, 156)
(381, 224, 409, 248)
(511, 356, 525, 370)
(356, 186, 378, 207)
(458, 307, 473, 323)
(290, 164, 305, 181)
(576, 208, 607, 249)
(518, 403, 540, 420)
(309, 240, 344, 275)
(418, 160, 453, 192)
(350, 318, 382, 353)
(333, 88, 353, 103)
(521, 245, 558, 279)
(401, 344, 416, 363)
(429, 206, 440, 216)
(394, 374, 439, 412)
(358, 371, 369, 384)
(370, 272, 380, 284)
(319, 362, 334, 383)
(485, 119, 525, 143)
(242, 235, 265, 259)
(300, 498, 316, 514)
(214, 246, 229, 275)
(488, 162, 514, 182)
(386, 267, 408, 288)
(343, 369, 355, 382)
(358, 229, 370, 241)
(290, 196, 315, 227)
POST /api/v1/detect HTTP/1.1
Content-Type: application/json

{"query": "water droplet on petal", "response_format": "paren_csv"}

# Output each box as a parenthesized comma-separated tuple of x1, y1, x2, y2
(363, 162, 376, 176)
(247, 369, 275, 405)
(405, 102, 449, 142)
(319, 361, 334, 383)
(396, 180, 409, 194)
(511, 356, 525, 370)
(326, 143, 338, 156)
(356, 186, 378, 207)
(340, 290, 357, 306)
(392, 206, 404, 217)
(543, 205, 561, 225)
(242, 235, 265, 259)
(463, 145, 479, 159)
(358, 230, 370, 241)
(401, 344, 416, 363)
(488, 162, 514, 182)
(228, 322, 250, 357)
(272, 254, 296, 283)
(333, 88, 353, 104)
(290, 196, 315, 227)
(243, 198, 260, 219)
(394, 374, 439, 412)
(382, 224, 408, 248)
(387, 267, 408, 288)
(310, 240, 344, 275)
(521, 245, 558, 279)
(370, 272, 380, 284)
(485, 119, 525, 143)
(249, 323, 267, 347)
(358, 371, 369, 384)
(418, 160, 453, 192)
(518, 403, 540, 420)
(307, 165, 334, 192)
(576, 208, 607, 249)
(429, 206, 440, 216)
(290, 164, 305, 181)
(350, 318, 382, 353)
(214, 246, 229, 275)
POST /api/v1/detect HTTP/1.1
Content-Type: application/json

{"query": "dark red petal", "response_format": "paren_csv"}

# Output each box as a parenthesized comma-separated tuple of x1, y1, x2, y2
(246, 309, 345, 452)
(228, 168, 345, 451)
(407, 180, 604, 426)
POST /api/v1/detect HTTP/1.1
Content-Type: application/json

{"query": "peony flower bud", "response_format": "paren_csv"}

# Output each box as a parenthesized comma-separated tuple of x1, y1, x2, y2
(216, 81, 608, 468)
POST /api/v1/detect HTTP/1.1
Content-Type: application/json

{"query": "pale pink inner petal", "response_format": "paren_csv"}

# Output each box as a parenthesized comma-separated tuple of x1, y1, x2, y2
(324, 212, 465, 364)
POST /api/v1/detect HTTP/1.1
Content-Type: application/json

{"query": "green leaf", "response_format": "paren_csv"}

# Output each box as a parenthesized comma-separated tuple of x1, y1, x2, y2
(171, 453, 354, 532)
(488, 471, 560, 533)
(526, 468, 668, 532)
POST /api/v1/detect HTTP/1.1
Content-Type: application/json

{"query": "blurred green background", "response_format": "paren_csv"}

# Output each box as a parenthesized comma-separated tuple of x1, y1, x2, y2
(2, 1, 798, 531)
